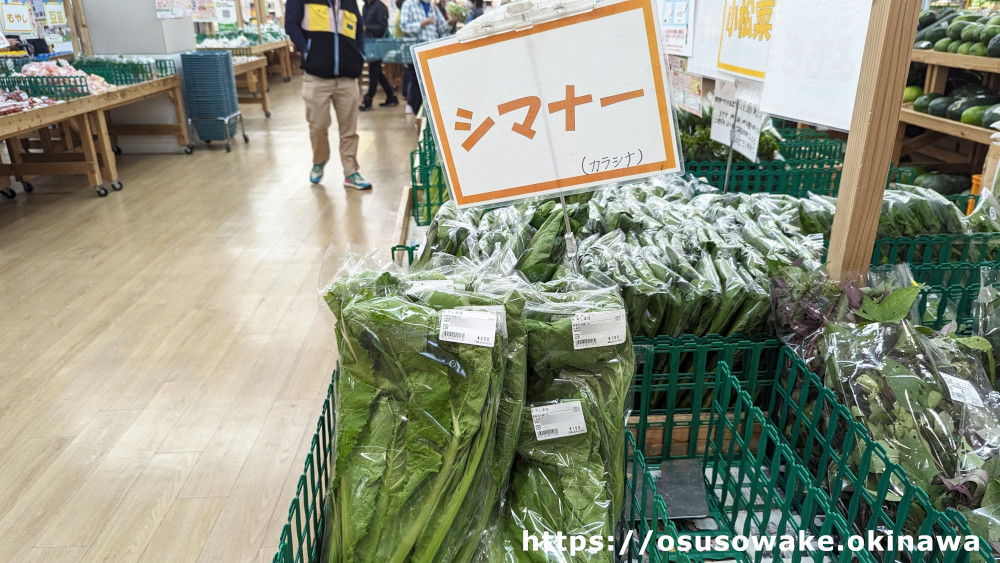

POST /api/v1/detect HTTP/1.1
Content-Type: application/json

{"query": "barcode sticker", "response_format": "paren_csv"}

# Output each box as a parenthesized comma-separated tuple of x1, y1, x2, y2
(439, 309, 497, 347)
(940, 374, 985, 408)
(459, 305, 507, 339)
(532, 401, 587, 441)
(572, 309, 627, 349)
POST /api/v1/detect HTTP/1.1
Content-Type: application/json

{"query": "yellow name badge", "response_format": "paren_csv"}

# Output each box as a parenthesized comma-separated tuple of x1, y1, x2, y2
(340, 10, 358, 39)
(305, 4, 334, 32)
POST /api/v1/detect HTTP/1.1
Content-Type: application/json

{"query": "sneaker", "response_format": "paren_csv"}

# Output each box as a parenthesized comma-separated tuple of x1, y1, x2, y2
(344, 172, 372, 190)
(310, 162, 326, 184)
(359, 103, 373, 112)
(380, 98, 399, 108)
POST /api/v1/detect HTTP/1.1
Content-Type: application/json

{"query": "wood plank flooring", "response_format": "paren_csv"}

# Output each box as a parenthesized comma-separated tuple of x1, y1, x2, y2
(0, 76, 415, 562)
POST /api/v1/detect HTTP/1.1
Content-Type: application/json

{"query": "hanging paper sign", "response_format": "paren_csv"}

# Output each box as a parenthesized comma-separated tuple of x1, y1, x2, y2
(216, 0, 237, 30)
(760, 0, 869, 130)
(717, 0, 777, 80)
(661, 0, 695, 56)
(731, 81, 765, 161)
(193, 0, 216, 22)
(669, 57, 703, 117)
(2, 3, 34, 32)
(413, 0, 681, 208)
(43, 2, 65, 26)
(710, 81, 737, 146)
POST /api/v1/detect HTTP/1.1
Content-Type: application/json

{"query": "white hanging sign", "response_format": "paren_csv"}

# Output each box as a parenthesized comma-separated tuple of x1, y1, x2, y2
(760, 0, 869, 130)
(413, 0, 682, 208)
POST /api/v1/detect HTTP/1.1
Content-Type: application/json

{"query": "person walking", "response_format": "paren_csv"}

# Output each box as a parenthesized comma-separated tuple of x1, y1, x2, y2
(400, 0, 449, 114)
(286, 0, 373, 189)
(360, 0, 399, 111)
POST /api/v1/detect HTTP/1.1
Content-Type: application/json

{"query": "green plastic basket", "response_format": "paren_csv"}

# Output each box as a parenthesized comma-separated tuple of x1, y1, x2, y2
(411, 127, 450, 226)
(684, 159, 842, 195)
(0, 75, 90, 99)
(633, 335, 994, 561)
(631, 343, 868, 562)
(870, 233, 1000, 266)
(364, 38, 418, 64)
(779, 138, 845, 161)
(73, 59, 177, 86)
(775, 127, 829, 141)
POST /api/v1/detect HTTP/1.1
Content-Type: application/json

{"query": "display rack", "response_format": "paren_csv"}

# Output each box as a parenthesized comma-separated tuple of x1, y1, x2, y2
(893, 48, 1000, 166)
(198, 39, 294, 82)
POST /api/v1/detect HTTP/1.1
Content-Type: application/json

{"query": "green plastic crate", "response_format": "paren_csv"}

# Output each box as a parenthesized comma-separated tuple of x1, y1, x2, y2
(775, 127, 830, 141)
(631, 344, 867, 562)
(633, 335, 993, 561)
(870, 233, 1000, 266)
(684, 159, 842, 195)
(779, 138, 845, 161)
(411, 127, 450, 226)
(72, 59, 177, 86)
(274, 364, 688, 562)
(0, 75, 90, 99)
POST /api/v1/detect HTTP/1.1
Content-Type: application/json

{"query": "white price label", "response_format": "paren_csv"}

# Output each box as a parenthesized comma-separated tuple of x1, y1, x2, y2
(408, 279, 457, 292)
(459, 305, 507, 339)
(572, 309, 627, 349)
(439, 309, 497, 347)
(532, 401, 587, 441)
(990, 207, 997, 222)
(940, 374, 985, 408)
(565, 234, 579, 258)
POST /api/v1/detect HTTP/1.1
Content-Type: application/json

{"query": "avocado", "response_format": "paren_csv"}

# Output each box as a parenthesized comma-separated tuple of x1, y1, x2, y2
(928, 96, 958, 117)
(949, 40, 964, 53)
(935, 37, 953, 51)
(962, 105, 993, 125)
(972, 42, 989, 56)
(980, 25, 1000, 43)
(983, 103, 1000, 128)
(915, 40, 934, 50)
(948, 95, 1000, 120)
(989, 34, 1000, 57)
(949, 20, 973, 40)
(914, 93, 944, 113)
(958, 41, 974, 54)
(962, 23, 983, 42)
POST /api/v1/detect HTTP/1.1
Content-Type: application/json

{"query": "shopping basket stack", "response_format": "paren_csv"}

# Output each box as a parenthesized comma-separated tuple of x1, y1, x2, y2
(180, 50, 248, 152)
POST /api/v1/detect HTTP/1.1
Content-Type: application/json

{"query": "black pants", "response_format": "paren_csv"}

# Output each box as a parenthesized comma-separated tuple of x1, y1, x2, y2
(405, 64, 422, 113)
(364, 61, 396, 104)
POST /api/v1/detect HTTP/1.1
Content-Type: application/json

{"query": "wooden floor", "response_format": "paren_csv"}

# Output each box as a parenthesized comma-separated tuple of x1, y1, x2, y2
(0, 76, 414, 562)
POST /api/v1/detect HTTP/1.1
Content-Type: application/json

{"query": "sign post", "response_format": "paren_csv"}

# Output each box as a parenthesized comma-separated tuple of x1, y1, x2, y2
(413, 0, 682, 209)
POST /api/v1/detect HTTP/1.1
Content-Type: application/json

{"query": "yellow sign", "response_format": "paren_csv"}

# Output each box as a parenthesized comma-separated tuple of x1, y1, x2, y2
(717, 0, 776, 80)
(44, 2, 65, 26)
(2, 3, 34, 33)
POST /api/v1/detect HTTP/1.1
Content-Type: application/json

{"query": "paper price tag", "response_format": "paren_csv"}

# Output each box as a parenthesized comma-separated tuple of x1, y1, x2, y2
(532, 401, 587, 441)
(565, 234, 579, 258)
(440, 309, 497, 347)
(408, 279, 457, 292)
(572, 309, 627, 349)
(459, 305, 507, 339)
(940, 374, 985, 408)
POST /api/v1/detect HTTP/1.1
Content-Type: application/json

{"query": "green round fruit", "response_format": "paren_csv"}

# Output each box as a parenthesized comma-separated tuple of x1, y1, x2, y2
(981, 25, 1000, 43)
(972, 42, 990, 56)
(935, 37, 953, 51)
(989, 15, 1000, 26)
(959, 41, 974, 54)
(962, 105, 992, 125)
(903, 85, 924, 103)
(962, 23, 983, 42)
(949, 40, 964, 53)
(949, 20, 972, 40)
(914, 93, 944, 113)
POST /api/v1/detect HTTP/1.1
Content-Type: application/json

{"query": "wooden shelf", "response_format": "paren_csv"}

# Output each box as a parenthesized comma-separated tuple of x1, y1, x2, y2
(898, 104, 995, 145)
(910, 49, 1000, 74)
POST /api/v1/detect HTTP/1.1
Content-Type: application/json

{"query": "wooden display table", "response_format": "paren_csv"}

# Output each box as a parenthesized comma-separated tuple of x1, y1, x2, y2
(234, 56, 271, 117)
(0, 75, 189, 198)
(253, 40, 293, 82)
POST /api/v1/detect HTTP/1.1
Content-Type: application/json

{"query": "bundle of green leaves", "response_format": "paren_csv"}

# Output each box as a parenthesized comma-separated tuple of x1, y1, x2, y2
(323, 270, 513, 563)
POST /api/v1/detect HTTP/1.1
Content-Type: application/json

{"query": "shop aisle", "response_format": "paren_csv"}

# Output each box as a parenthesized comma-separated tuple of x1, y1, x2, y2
(0, 76, 414, 562)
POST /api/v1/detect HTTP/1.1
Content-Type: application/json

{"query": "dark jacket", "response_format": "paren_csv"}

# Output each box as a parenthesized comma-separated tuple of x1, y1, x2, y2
(362, 0, 388, 38)
(285, 0, 366, 79)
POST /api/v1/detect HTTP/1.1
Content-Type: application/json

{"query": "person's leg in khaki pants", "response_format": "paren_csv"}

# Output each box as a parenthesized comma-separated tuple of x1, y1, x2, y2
(331, 78, 360, 178)
(302, 74, 333, 173)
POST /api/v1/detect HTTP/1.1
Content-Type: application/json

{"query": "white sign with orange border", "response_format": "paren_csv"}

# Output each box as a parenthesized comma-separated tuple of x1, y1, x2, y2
(1, 2, 34, 33)
(413, 0, 681, 208)
(716, 0, 776, 80)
